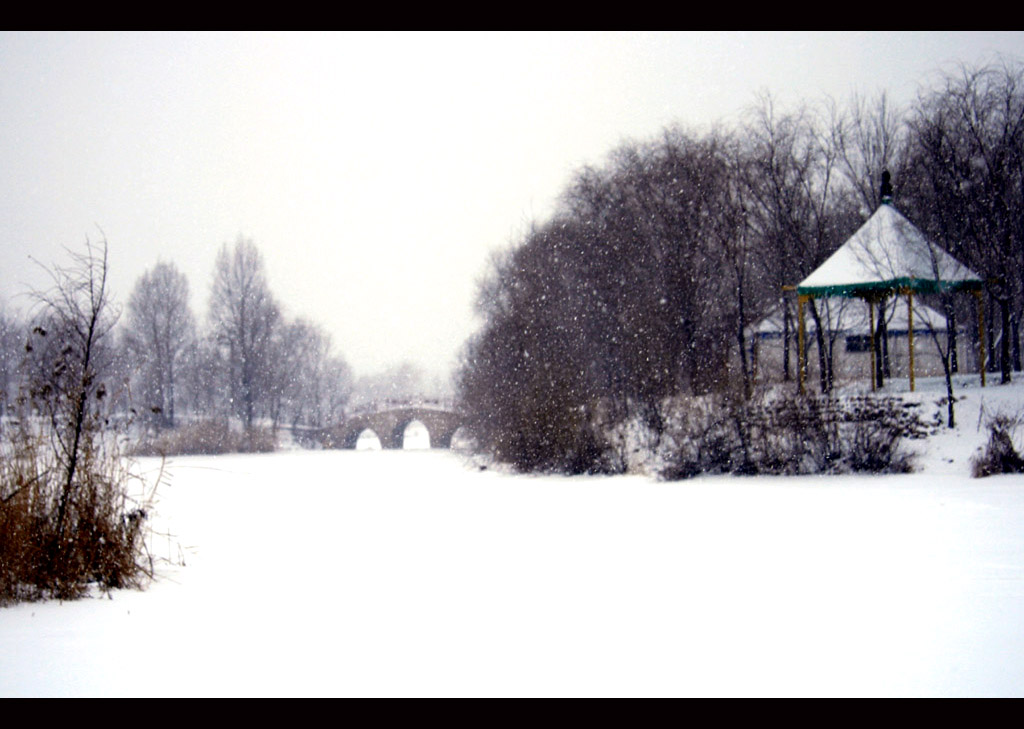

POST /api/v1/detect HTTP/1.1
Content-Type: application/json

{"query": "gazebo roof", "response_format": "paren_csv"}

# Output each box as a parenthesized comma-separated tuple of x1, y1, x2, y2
(797, 204, 983, 297)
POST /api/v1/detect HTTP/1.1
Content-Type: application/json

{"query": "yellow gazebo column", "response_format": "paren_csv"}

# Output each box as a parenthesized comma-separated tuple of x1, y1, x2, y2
(906, 288, 915, 392)
(798, 294, 807, 395)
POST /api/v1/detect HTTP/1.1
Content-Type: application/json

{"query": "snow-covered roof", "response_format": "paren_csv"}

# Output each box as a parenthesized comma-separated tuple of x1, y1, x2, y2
(797, 204, 983, 297)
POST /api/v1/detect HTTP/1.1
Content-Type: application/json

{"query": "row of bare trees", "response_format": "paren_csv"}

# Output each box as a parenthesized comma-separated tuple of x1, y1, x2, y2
(903, 62, 1024, 382)
(1, 237, 353, 438)
(125, 237, 354, 433)
(459, 59, 1024, 473)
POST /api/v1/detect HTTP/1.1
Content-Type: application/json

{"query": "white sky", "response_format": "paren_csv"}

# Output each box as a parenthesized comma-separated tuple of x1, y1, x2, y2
(1, 31, 1022, 378)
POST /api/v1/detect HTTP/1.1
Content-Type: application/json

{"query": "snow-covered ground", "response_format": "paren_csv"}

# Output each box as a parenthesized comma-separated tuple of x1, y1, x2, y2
(3, 376, 1024, 696)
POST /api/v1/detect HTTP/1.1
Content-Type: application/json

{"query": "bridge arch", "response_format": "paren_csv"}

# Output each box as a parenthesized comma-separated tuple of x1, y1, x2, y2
(399, 419, 431, 449)
(354, 428, 382, 450)
(326, 407, 467, 450)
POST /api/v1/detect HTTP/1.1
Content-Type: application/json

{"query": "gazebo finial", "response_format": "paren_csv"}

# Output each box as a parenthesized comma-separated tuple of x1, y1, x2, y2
(880, 170, 894, 206)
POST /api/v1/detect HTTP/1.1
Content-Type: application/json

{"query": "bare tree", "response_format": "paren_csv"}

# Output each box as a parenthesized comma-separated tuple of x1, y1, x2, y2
(124, 261, 195, 429)
(266, 317, 343, 430)
(459, 129, 750, 471)
(743, 94, 860, 392)
(322, 355, 353, 425)
(352, 360, 429, 410)
(24, 239, 121, 567)
(0, 307, 24, 420)
(907, 60, 1024, 384)
(178, 333, 228, 421)
(209, 237, 280, 429)
(831, 92, 910, 215)
(0, 238, 155, 602)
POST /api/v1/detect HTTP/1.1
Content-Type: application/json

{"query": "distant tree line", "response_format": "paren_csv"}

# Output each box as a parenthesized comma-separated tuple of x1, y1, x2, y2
(348, 361, 453, 412)
(0, 236, 354, 440)
(459, 59, 1024, 473)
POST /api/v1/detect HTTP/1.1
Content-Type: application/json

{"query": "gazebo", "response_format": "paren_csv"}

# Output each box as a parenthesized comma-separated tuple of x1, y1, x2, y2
(795, 200, 985, 394)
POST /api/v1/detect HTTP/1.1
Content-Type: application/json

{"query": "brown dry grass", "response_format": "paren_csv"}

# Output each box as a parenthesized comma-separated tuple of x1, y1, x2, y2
(1, 420, 154, 604)
(131, 419, 276, 457)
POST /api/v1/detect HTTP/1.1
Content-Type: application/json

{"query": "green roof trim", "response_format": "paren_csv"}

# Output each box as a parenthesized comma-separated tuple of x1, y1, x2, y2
(798, 277, 983, 298)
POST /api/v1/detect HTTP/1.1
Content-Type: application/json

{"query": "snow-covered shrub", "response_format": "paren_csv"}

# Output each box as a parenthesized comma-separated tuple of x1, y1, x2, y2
(604, 404, 674, 475)
(657, 391, 920, 480)
(656, 391, 837, 479)
(658, 393, 742, 480)
(745, 395, 842, 474)
(842, 397, 920, 473)
(971, 413, 1024, 477)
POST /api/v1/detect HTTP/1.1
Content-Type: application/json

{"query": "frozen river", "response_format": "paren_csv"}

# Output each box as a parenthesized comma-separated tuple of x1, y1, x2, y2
(3, 448, 1024, 696)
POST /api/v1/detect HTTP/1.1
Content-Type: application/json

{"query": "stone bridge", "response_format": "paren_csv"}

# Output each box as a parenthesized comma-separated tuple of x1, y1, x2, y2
(324, 406, 467, 450)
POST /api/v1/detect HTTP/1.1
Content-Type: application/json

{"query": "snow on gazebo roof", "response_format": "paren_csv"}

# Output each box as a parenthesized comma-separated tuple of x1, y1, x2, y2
(797, 204, 983, 297)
